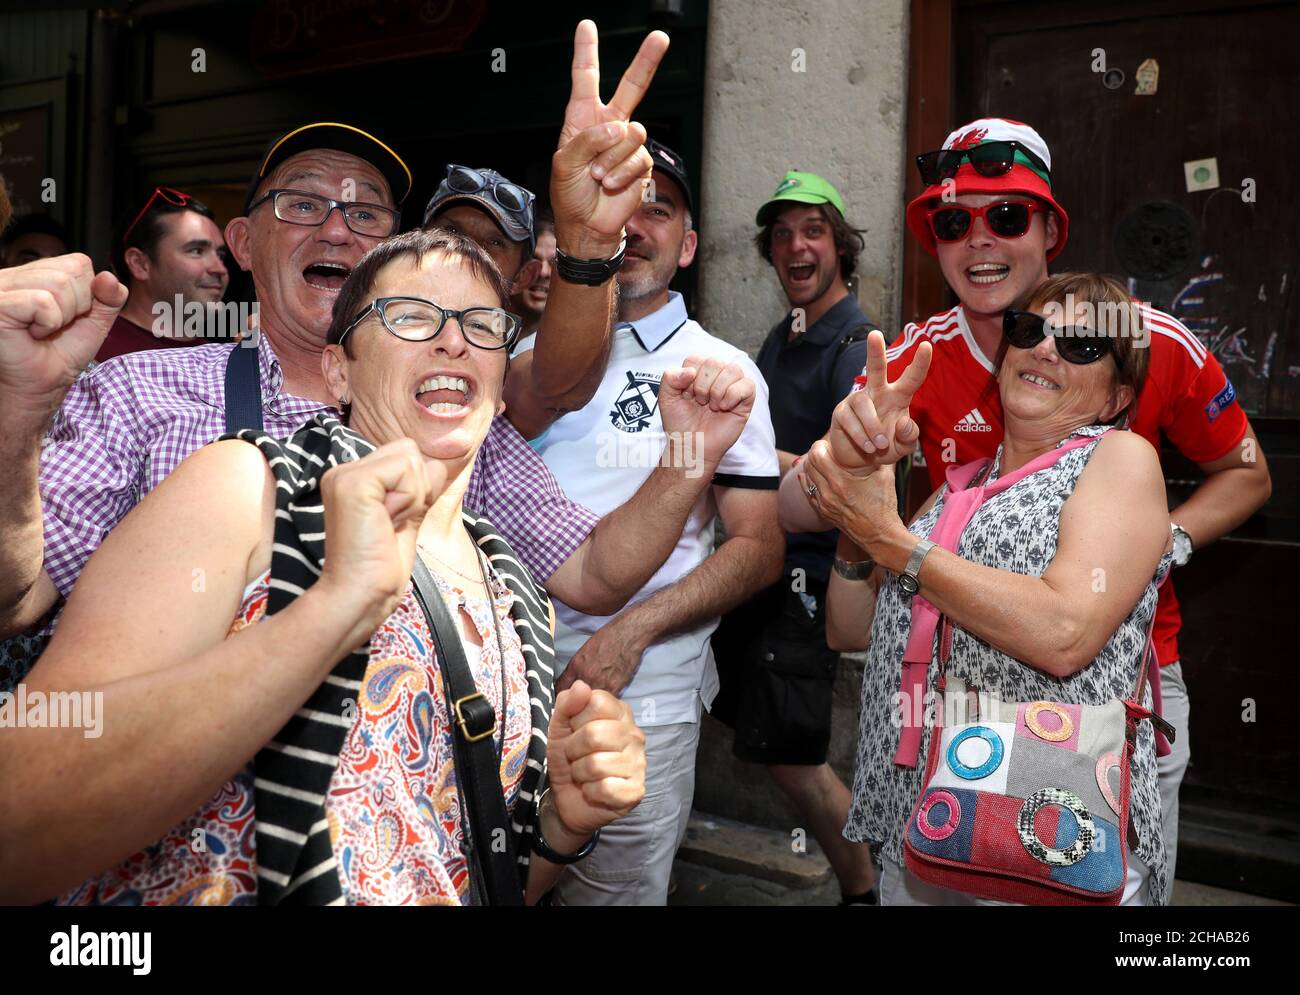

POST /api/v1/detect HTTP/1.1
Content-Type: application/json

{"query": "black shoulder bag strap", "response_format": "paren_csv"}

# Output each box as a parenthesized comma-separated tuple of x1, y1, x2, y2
(409, 555, 524, 906)
(224, 343, 264, 433)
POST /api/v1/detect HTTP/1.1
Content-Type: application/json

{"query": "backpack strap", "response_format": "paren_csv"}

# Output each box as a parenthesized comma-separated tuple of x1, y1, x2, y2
(830, 321, 878, 371)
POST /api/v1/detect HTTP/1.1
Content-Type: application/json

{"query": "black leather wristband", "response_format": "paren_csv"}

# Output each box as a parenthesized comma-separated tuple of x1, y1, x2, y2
(553, 236, 627, 286)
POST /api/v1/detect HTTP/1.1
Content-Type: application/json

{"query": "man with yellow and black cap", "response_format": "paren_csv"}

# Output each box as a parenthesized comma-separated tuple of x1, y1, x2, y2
(0, 23, 761, 694)
(789, 118, 1273, 893)
(711, 168, 882, 906)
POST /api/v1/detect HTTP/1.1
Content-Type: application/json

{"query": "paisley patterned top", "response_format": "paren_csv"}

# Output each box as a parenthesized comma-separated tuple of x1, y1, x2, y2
(844, 426, 1173, 904)
(59, 556, 530, 906)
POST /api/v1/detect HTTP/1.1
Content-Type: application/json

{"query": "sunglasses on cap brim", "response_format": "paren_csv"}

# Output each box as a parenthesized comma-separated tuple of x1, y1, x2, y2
(916, 140, 1050, 187)
(1002, 309, 1115, 365)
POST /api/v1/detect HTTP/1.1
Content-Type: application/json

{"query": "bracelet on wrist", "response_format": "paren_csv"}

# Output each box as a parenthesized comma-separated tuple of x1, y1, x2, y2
(833, 556, 876, 581)
(531, 788, 599, 864)
(553, 237, 627, 287)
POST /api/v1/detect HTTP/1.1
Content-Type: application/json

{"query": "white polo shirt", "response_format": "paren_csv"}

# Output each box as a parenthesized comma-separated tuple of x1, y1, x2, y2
(514, 291, 779, 727)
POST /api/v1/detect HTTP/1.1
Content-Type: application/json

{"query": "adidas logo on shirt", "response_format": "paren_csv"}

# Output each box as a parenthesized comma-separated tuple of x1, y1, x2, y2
(954, 408, 994, 432)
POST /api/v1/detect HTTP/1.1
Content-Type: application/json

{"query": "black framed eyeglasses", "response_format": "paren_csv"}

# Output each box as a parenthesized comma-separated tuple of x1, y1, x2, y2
(1002, 309, 1115, 365)
(247, 188, 400, 238)
(339, 296, 521, 351)
(916, 140, 1051, 187)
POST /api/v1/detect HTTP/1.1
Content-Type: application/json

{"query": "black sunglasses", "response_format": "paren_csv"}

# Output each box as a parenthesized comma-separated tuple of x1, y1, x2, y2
(916, 140, 1051, 187)
(1003, 309, 1114, 365)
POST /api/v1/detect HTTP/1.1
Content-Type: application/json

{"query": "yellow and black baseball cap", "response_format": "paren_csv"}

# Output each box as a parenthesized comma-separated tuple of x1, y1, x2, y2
(243, 122, 412, 212)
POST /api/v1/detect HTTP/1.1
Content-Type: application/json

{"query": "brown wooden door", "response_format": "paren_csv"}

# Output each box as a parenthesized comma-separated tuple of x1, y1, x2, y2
(920, 0, 1300, 895)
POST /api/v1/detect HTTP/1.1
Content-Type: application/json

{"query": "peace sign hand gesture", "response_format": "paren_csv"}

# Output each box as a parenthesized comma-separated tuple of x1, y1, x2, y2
(550, 20, 670, 257)
(825, 330, 932, 470)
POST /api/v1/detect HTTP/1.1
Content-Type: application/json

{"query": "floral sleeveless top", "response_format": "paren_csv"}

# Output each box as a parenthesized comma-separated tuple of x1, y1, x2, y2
(844, 426, 1173, 904)
(59, 560, 531, 906)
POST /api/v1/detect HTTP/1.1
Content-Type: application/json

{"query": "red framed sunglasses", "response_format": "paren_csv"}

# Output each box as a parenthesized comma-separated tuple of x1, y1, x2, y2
(122, 186, 193, 245)
(926, 200, 1047, 243)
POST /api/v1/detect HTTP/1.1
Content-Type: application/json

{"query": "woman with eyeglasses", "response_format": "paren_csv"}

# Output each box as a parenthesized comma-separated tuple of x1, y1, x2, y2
(780, 273, 1173, 905)
(1, 230, 649, 905)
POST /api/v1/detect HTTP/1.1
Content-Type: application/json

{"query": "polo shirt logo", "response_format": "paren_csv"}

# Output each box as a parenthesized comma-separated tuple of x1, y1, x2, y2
(610, 370, 662, 433)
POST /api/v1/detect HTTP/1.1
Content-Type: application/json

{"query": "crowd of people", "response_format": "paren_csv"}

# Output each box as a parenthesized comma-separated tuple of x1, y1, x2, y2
(0, 21, 1271, 907)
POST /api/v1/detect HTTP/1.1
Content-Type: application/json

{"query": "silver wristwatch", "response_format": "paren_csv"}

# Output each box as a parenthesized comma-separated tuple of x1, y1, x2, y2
(1170, 523, 1194, 568)
(833, 557, 876, 581)
(898, 539, 936, 595)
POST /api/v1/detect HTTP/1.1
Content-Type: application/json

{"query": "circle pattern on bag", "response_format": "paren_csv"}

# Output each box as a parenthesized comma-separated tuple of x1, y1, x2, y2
(1096, 752, 1123, 817)
(945, 725, 1005, 780)
(1018, 788, 1095, 865)
(1025, 701, 1074, 742)
(916, 790, 962, 841)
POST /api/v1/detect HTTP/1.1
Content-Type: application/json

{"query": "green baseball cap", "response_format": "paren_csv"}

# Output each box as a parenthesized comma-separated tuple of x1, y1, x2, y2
(755, 170, 846, 226)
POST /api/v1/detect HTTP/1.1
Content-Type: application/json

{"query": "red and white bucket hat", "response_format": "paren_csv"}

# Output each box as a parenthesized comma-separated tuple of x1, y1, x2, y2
(906, 118, 1070, 261)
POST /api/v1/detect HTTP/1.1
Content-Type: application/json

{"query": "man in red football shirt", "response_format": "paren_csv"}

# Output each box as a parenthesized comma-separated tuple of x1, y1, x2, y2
(790, 117, 1273, 880)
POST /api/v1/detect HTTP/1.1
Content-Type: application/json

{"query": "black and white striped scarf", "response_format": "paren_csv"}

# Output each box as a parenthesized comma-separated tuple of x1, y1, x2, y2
(223, 413, 555, 905)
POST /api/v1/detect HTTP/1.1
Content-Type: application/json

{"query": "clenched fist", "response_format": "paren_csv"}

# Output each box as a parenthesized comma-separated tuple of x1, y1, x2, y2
(316, 438, 447, 647)
(658, 354, 755, 472)
(544, 680, 646, 839)
(0, 254, 126, 423)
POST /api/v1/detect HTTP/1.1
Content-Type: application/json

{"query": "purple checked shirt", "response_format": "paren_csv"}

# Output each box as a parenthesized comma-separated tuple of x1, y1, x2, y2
(40, 335, 598, 597)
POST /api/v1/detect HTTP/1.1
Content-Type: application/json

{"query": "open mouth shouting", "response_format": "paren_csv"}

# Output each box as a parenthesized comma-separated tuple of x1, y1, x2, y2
(303, 261, 352, 292)
(966, 261, 1010, 287)
(786, 261, 817, 287)
(415, 371, 476, 417)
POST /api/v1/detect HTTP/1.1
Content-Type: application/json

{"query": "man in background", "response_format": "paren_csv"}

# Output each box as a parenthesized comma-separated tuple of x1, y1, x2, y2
(100, 186, 230, 360)
(521, 140, 784, 904)
(1, 214, 69, 267)
(712, 170, 880, 905)
(512, 208, 557, 339)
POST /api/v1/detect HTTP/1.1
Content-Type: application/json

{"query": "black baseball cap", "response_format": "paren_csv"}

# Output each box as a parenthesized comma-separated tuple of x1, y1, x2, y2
(422, 165, 536, 254)
(645, 139, 694, 215)
(243, 122, 412, 213)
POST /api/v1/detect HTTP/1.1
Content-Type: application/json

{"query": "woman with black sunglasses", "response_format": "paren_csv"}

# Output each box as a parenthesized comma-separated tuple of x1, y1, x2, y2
(781, 272, 1172, 906)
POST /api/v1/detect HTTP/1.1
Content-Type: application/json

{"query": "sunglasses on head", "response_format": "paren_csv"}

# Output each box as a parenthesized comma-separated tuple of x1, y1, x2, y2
(915, 140, 1051, 187)
(122, 186, 193, 245)
(926, 200, 1046, 243)
(1002, 309, 1114, 365)
(444, 165, 534, 217)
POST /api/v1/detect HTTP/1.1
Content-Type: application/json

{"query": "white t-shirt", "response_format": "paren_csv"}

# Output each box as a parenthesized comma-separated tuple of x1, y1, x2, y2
(514, 291, 779, 726)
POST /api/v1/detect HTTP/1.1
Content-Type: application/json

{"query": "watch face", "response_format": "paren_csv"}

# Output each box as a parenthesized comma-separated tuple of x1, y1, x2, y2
(899, 574, 919, 595)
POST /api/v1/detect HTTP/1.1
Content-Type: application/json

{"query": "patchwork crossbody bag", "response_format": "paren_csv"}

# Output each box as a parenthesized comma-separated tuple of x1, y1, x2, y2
(896, 431, 1175, 905)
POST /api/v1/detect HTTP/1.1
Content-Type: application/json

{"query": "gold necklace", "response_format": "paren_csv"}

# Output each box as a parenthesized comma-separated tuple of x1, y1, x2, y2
(418, 542, 487, 586)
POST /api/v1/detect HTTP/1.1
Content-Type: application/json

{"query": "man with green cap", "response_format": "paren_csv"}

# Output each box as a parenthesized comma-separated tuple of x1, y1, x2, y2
(711, 169, 880, 905)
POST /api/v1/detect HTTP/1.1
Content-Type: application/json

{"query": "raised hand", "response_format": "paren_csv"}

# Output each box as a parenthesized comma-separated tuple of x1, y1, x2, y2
(545, 680, 646, 838)
(826, 330, 931, 470)
(317, 438, 447, 647)
(802, 438, 902, 545)
(657, 355, 755, 472)
(550, 20, 670, 254)
(0, 254, 126, 423)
